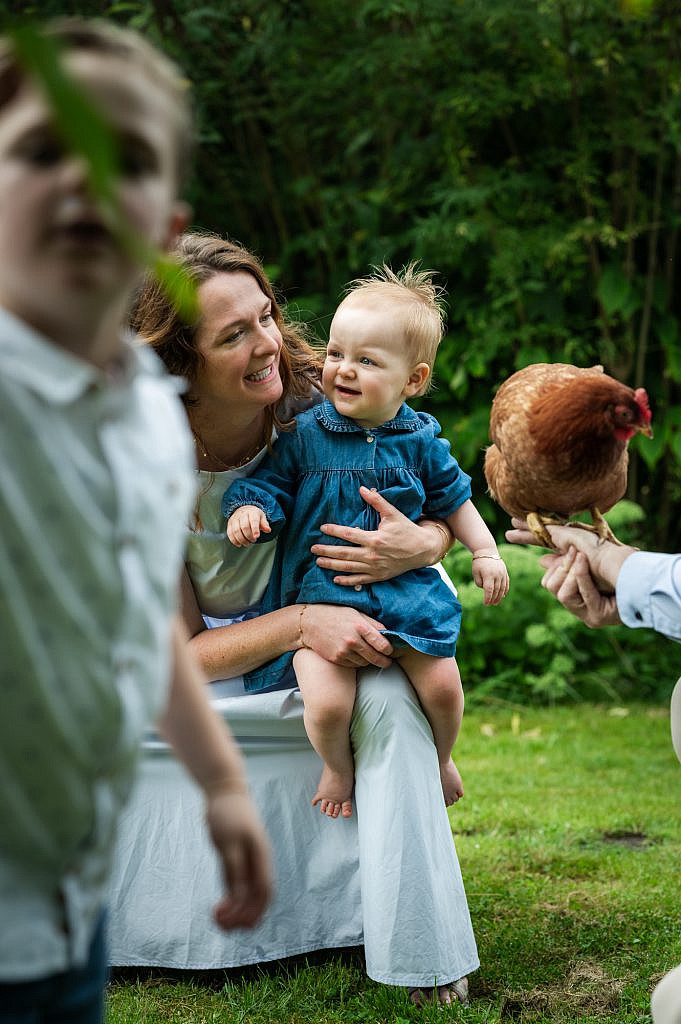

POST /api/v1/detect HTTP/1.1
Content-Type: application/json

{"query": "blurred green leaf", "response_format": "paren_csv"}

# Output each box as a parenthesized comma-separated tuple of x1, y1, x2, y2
(633, 425, 667, 469)
(11, 23, 118, 204)
(620, 0, 656, 18)
(10, 22, 197, 323)
(152, 254, 199, 323)
(605, 499, 645, 531)
(671, 431, 681, 464)
(597, 265, 632, 317)
(526, 623, 552, 648)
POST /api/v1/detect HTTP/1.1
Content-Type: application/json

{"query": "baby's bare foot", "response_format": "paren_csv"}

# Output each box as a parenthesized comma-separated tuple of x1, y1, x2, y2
(440, 758, 464, 807)
(311, 764, 354, 819)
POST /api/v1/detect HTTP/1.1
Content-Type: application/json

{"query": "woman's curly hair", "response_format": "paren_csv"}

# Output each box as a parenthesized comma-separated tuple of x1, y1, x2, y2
(131, 231, 322, 435)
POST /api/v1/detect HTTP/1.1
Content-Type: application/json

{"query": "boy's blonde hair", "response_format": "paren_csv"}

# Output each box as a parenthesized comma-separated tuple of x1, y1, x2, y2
(340, 263, 445, 395)
(0, 18, 193, 184)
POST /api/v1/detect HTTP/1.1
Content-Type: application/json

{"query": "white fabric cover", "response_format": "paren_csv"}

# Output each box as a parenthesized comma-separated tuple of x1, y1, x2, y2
(108, 668, 479, 986)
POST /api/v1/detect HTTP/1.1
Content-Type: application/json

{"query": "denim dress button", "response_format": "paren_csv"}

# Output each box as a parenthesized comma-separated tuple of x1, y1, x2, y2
(354, 584, 362, 591)
(366, 436, 374, 443)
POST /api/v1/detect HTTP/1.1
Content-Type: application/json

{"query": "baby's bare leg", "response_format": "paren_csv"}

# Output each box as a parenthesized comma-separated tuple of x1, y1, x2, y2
(293, 648, 357, 819)
(398, 651, 465, 807)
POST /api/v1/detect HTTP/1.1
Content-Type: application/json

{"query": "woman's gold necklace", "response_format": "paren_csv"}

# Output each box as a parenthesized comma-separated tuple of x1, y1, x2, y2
(191, 426, 266, 472)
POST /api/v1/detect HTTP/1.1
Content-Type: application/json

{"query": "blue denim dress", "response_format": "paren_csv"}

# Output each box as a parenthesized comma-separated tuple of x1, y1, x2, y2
(222, 400, 472, 692)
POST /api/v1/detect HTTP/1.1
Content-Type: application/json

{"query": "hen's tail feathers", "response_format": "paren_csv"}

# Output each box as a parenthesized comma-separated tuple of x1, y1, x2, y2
(483, 444, 501, 504)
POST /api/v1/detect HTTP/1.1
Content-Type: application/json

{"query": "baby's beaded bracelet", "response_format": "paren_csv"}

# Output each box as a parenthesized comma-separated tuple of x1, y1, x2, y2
(472, 548, 503, 561)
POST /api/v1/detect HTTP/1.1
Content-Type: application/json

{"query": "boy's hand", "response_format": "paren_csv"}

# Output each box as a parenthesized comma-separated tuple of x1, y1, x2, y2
(471, 552, 510, 605)
(227, 505, 271, 546)
(206, 788, 273, 930)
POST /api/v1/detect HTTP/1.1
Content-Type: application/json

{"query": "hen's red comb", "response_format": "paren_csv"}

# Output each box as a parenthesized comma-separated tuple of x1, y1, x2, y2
(633, 387, 652, 424)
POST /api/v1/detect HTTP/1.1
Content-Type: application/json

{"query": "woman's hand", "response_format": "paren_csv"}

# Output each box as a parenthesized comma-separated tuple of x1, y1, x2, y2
(311, 486, 449, 586)
(300, 603, 393, 668)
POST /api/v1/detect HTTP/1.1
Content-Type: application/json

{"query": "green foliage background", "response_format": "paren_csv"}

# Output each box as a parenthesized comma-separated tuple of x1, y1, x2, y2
(3, 0, 680, 701)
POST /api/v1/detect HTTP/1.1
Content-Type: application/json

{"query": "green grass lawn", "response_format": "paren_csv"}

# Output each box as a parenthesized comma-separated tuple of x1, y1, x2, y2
(107, 703, 681, 1023)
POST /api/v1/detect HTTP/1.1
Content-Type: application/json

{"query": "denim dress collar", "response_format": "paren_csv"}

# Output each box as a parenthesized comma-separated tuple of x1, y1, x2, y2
(313, 398, 425, 434)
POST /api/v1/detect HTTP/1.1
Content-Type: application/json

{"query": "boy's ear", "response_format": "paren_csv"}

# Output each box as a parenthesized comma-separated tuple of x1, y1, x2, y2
(163, 202, 192, 251)
(404, 362, 430, 397)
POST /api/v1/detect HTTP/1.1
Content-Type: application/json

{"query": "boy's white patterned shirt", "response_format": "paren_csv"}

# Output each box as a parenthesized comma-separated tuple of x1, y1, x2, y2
(0, 308, 196, 980)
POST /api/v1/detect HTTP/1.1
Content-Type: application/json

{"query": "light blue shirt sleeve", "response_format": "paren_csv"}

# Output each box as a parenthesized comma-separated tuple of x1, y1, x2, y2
(616, 551, 681, 641)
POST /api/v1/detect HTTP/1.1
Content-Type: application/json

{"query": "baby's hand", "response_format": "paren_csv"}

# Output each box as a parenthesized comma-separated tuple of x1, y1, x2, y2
(471, 551, 509, 606)
(227, 505, 271, 547)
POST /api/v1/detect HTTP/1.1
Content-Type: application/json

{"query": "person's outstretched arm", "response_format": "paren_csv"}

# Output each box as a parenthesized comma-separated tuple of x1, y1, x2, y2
(158, 615, 273, 930)
(506, 518, 681, 639)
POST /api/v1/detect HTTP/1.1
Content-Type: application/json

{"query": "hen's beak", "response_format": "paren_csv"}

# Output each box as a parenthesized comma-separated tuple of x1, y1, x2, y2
(637, 422, 654, 439)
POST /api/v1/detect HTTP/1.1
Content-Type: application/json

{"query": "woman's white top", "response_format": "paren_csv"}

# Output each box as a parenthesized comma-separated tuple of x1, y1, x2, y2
(184, 450, 275, 617)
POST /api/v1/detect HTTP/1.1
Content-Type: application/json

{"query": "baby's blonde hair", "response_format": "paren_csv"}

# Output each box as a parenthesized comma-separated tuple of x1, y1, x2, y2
(339, 263, 445, 395)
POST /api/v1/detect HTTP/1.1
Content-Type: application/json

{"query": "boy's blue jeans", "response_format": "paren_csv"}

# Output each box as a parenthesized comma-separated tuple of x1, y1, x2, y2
(0, 914, 107, 1024)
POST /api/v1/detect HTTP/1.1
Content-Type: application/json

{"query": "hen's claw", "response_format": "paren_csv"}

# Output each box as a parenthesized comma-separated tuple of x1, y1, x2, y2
(590, 506, 622, 544)
(526, 512, 565, 549)
(527, 507, 623, 547)
(561, 517, 623, 546)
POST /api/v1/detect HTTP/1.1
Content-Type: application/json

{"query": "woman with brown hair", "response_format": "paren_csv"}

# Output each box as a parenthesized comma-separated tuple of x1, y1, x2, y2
(108, 232, 478, 1006)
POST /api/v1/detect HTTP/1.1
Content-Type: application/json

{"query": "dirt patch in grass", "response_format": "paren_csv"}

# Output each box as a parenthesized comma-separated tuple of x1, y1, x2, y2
(601, 829, 653, 848)
(500, 960, 627, 1020)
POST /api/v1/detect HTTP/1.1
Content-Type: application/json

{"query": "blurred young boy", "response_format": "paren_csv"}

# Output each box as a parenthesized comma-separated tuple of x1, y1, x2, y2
(0, 20, 271, 1023)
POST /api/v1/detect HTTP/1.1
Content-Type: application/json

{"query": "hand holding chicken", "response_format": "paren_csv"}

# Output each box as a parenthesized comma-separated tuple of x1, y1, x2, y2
(483, 363, 653, 547)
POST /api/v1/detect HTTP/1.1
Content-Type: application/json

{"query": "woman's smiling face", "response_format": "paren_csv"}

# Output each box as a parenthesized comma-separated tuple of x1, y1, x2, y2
(189, 271, 284, 411)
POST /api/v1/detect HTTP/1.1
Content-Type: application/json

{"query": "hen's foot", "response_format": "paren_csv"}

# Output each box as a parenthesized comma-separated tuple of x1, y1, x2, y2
(311, 765, 354, 819)
(526, 509, 624, 547)
(563, 507, 623, 545)
(525, 511, 568, 548)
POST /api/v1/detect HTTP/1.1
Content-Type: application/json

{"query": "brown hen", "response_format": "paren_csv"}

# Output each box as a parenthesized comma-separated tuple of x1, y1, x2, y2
(483, 363, 653, 546)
